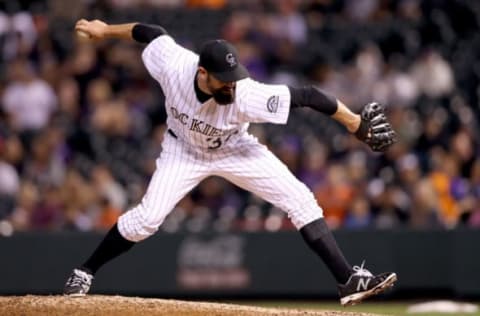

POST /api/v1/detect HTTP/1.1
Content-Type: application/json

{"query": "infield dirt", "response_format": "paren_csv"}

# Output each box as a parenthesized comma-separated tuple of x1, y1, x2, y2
(0, 295, 382, 316)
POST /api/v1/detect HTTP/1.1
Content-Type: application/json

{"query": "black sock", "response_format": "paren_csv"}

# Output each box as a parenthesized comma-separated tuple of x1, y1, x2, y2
(300, 218, 352, 284)
(81, 223, 135, 275)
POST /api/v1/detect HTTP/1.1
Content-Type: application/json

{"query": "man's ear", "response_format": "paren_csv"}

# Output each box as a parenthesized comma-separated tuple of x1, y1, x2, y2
(197, 67, 208, 79)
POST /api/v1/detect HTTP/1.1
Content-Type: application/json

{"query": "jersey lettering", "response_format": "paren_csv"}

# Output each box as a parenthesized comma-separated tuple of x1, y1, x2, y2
(190, 119, 203, 133)
(190, 119, 224, 138)
(171, 107, 189, 125)
(202, 124, 212, 136)
(208, 127, 223, 137)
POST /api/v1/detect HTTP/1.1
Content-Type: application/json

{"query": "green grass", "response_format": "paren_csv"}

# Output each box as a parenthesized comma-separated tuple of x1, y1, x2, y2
(231, 301, 480, 316)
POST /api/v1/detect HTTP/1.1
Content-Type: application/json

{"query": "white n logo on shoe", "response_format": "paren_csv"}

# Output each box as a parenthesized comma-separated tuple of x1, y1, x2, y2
(357, 277, 371, 291)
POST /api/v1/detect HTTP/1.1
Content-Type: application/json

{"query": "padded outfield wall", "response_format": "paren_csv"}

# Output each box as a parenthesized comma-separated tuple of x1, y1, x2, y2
(0, 229, 478, 298)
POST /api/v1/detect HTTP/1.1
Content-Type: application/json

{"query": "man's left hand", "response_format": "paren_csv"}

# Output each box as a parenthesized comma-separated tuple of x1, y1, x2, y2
(355, 102, 397, 152)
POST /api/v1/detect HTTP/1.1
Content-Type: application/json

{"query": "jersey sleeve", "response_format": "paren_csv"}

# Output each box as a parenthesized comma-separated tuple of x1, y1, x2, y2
(238, 78, 291, 124)
(141, 35, 196, 85)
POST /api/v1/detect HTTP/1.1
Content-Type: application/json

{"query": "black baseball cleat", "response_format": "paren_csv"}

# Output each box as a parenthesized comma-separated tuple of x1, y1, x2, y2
(338, 261, 397, 306)
(64, 268, 94, 297)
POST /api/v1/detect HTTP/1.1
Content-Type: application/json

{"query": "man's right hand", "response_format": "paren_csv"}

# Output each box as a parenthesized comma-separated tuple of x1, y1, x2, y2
(75, 19, 109, 40)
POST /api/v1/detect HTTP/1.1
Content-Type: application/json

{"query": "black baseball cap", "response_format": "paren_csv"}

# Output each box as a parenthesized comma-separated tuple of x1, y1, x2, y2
(199, 39, 249, 83)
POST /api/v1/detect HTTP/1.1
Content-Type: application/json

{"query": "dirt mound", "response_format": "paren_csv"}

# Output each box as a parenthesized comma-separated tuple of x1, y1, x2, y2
(0, 295, 380, 316)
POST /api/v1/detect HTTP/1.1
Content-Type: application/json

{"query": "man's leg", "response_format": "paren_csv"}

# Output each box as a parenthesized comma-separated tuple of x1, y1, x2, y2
(64, 135, 210, 296)
(217, 141, 351, 283)
(300, 218, 352, 284)
(63, 223, 134, 296)
(217, 140, 396, 305)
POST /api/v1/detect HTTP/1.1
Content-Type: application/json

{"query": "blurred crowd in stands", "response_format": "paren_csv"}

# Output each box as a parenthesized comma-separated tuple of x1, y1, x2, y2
(0, 0, 479, 235)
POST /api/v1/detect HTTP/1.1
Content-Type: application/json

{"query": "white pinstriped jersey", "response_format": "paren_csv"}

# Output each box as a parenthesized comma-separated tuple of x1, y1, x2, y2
(141, 35, 291, 151)
(117, 35, 323, 242)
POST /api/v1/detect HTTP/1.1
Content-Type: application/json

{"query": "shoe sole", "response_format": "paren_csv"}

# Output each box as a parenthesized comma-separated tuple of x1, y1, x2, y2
(64, 293, 87, 297)
(340, 273, 397, 306)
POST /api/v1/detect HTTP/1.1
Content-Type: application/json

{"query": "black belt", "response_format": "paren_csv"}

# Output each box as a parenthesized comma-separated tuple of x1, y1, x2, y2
(167, 129, 177, 139)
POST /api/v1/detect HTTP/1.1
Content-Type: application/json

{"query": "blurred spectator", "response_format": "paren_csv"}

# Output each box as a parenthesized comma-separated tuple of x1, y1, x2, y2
(30, 185, 64, 230)
(95, 197, 122, 231)
(62, 169, 97, 231)
(23, 127, 66, 187)
(0, 159, 19, 197)
(56, 77, 81, 123)
(298, 140, 328, 191)
(315, 164, 355, 229)
(2, 59, 57, 133)
(468, 160, 480, 227)
(9, 181, 38, 231)
(90, 98, 131, 137)
(344, 196, 373, 229)
(409, 179, 442, 229)
(91, 165, 127, 211)
(2, 12, 37, 60)
(343, 0, 380, 22)
(373, 63, 419, 108)
(271, 0, 307, 45)
(410, 50, 454, 99)
(429, 152, 461, 228)
(68, 42, 100, 107)
(0, 156, 19, 219)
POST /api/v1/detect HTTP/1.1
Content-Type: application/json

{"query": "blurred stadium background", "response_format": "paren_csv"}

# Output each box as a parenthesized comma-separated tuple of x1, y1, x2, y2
(0, 0, 479, 315)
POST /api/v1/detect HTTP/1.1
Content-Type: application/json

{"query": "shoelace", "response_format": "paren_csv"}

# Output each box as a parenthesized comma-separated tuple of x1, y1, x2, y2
(68, 272, 90, 287)
(352, 260, 373, 278)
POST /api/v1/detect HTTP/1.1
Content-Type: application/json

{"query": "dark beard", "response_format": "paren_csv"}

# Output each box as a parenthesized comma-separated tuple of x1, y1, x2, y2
(212, 88, 235, 105)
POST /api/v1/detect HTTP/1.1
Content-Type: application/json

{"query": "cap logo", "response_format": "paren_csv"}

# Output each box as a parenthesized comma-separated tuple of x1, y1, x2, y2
(226, 53, 237, 67)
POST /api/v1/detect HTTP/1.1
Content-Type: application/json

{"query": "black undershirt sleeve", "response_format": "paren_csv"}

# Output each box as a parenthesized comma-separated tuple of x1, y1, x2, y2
(288, 86, 338, 116)
(132, 23, 168, 43)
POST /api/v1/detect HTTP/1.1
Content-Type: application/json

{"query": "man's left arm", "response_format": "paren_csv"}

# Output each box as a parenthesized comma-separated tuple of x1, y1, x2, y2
(289, 86, 397, 152)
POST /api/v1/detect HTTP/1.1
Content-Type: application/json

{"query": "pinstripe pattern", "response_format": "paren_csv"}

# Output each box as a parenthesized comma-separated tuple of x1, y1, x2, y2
(214, 135, 323, 228)
(118, 135, 211, 241)
(118, 35, 323, 241)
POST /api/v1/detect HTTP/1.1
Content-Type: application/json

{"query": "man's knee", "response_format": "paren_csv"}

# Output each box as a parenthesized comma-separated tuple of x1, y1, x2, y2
(281, 195, 324, 229)
(117, 203, 165, 242)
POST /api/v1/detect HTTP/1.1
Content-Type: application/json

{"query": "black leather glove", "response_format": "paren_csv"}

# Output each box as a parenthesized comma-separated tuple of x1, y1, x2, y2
(355, 102, 397, 152)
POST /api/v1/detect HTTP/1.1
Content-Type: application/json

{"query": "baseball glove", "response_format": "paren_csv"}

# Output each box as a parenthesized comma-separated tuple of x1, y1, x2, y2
(355, 102, 397, 152)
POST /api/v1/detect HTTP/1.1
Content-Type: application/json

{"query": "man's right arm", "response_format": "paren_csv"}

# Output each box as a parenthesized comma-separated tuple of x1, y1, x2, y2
(76, 19, 196, 87)
(75, 19, 167, 43)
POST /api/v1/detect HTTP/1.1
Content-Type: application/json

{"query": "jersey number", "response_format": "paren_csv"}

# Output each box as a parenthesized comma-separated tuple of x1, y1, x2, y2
(206, 137, 222, 149)
(206, 131, 238, 149)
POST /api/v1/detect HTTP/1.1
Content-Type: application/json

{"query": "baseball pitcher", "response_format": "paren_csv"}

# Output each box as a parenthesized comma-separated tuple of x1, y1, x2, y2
(64, 19, 397, 306)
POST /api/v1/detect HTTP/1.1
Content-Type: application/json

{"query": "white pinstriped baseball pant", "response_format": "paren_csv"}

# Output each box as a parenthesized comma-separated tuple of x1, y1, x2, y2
(118, 132, 323, 242)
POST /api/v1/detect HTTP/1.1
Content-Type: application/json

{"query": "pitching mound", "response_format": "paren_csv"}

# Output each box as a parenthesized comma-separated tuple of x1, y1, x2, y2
(0, 295, 380, 316)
